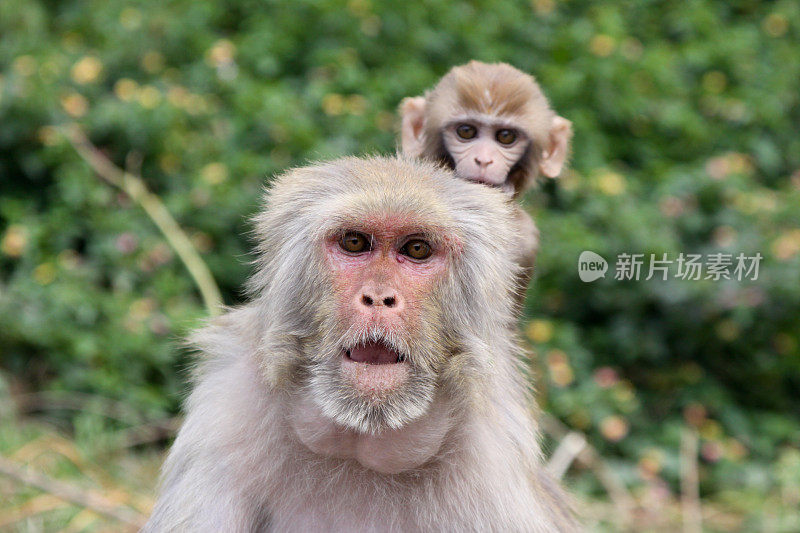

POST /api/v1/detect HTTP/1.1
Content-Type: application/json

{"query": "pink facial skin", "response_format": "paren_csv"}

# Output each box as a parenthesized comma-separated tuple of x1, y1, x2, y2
(324, 217, 449, 396)
(442, 122, 529, 192)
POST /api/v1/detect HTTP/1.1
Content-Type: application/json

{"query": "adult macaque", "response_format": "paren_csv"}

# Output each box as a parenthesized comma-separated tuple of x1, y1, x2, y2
(145, 156, 576, 531)
(400, 61, 573, 302)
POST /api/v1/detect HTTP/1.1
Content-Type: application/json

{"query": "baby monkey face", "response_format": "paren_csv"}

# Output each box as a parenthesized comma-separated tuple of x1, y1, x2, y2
(442, 118, 529, 193)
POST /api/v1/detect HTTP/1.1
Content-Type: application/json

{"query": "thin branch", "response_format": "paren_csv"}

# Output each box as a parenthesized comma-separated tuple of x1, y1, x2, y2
(13, 390, 151, 425)
(106, 417, 182, 451)
(11, 391, 179, 455)
(62, 124, 223, 316)
(680, 426, 702, 533)
(0, 455, 146, 529)
(546, 430, 587, 480)
(0, 494, 66, 529)
(541, 413, 636, 526)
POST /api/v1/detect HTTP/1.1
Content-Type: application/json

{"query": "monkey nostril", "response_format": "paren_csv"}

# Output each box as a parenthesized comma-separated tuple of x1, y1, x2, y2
(362, 295, 373, 306)
(383, 296, 396, 308)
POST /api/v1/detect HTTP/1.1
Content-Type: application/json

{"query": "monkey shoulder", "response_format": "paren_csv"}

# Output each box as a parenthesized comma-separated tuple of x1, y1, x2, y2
(146, 308, 281, 531)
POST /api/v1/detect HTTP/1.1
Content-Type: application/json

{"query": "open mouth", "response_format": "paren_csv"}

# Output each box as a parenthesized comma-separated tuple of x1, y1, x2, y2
(341, 340, 410, 396)
(345, 342, 406, 365)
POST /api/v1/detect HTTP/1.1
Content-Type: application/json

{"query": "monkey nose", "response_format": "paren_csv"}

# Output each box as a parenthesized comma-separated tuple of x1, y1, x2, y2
(357, 287, 403, 312)
(474, 156, 493, 168)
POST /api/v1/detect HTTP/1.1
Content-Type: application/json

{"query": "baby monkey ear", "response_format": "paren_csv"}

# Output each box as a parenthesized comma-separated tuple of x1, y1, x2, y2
(539, 116, 573, 178)
(399, 96, 427, 158)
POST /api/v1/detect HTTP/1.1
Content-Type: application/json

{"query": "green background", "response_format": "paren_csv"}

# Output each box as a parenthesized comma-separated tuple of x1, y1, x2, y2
(1, 0, 798, 529)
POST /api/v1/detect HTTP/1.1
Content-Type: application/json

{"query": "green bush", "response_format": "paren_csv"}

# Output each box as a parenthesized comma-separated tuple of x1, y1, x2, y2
(1, 0, 798, 508)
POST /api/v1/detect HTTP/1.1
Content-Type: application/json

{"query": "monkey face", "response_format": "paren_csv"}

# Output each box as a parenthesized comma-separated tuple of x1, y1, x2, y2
(442, 119, 529, 193)
(249, 157, 518, 435)
(402, 62, 573, 197)
(305, 218, 453, 434)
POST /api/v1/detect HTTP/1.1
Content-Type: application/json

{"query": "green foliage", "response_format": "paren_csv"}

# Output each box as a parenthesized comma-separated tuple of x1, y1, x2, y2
(1, 0, 798, 519)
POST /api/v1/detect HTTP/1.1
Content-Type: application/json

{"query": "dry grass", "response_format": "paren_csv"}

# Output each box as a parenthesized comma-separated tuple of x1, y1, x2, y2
(2, 394, 797, 532)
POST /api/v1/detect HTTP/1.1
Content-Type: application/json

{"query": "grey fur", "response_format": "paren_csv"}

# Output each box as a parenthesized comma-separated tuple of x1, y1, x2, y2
(145, 156, 577, 532)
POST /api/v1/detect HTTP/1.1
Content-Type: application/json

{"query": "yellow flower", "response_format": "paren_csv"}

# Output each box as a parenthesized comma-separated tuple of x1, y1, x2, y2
(596, 171, 626, 195)
(201, 162, 229, 185)
(38, 126, 60, 147)
(725, 438, 748, 461)
(138, 85, 161, 109)
(167, 85, 189, 107)
(206, 39, 235, 67)
(772, 229, 800, 260)
(526, 319, 554, 343)
(13, 55, 37, 76)
(119, 7, 142, 30)
(638, 449, 663, 479)
(71, 56, 103, 84)
(61, 93, 88, 117)
(322, 94, 345, 116)
(600, 415, 629, 442)
(531, 0, 555, 15)
(185, 94, 207, 115)
(114, 78, 139, 101)
(547, 349, 574, 387)
(590, 34, 615, 57)
(141, 51, 165, 73)
(763, 13, 788, 37)
(700, 419, 722, 440)
(34, 263, 56, 285)
(129, 297, 157, 321)
(1, 225, 28, 257)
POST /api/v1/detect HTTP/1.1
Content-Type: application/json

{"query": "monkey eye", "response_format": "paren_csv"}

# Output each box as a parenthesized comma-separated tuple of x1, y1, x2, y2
(400, 239, 432, 261)
(339, 232, 371, 254)
(495, 129, 517, 145)
(455, 124, 477, 140)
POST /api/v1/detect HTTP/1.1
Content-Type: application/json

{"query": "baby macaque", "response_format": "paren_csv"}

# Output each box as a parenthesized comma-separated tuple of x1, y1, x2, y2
(400, 61, 572, 303)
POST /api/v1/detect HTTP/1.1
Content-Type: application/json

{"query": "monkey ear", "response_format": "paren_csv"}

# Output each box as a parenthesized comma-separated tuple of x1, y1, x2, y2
(399, 96, 427, 158)
(539, 116, 573, 178)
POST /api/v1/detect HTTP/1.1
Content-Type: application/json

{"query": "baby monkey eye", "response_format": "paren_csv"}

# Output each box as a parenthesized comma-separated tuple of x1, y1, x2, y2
(400, 239, 432, 260)
(455, 124, 477, 140)
(339, 232, 371, 254)
(495, 129, 517, 145)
